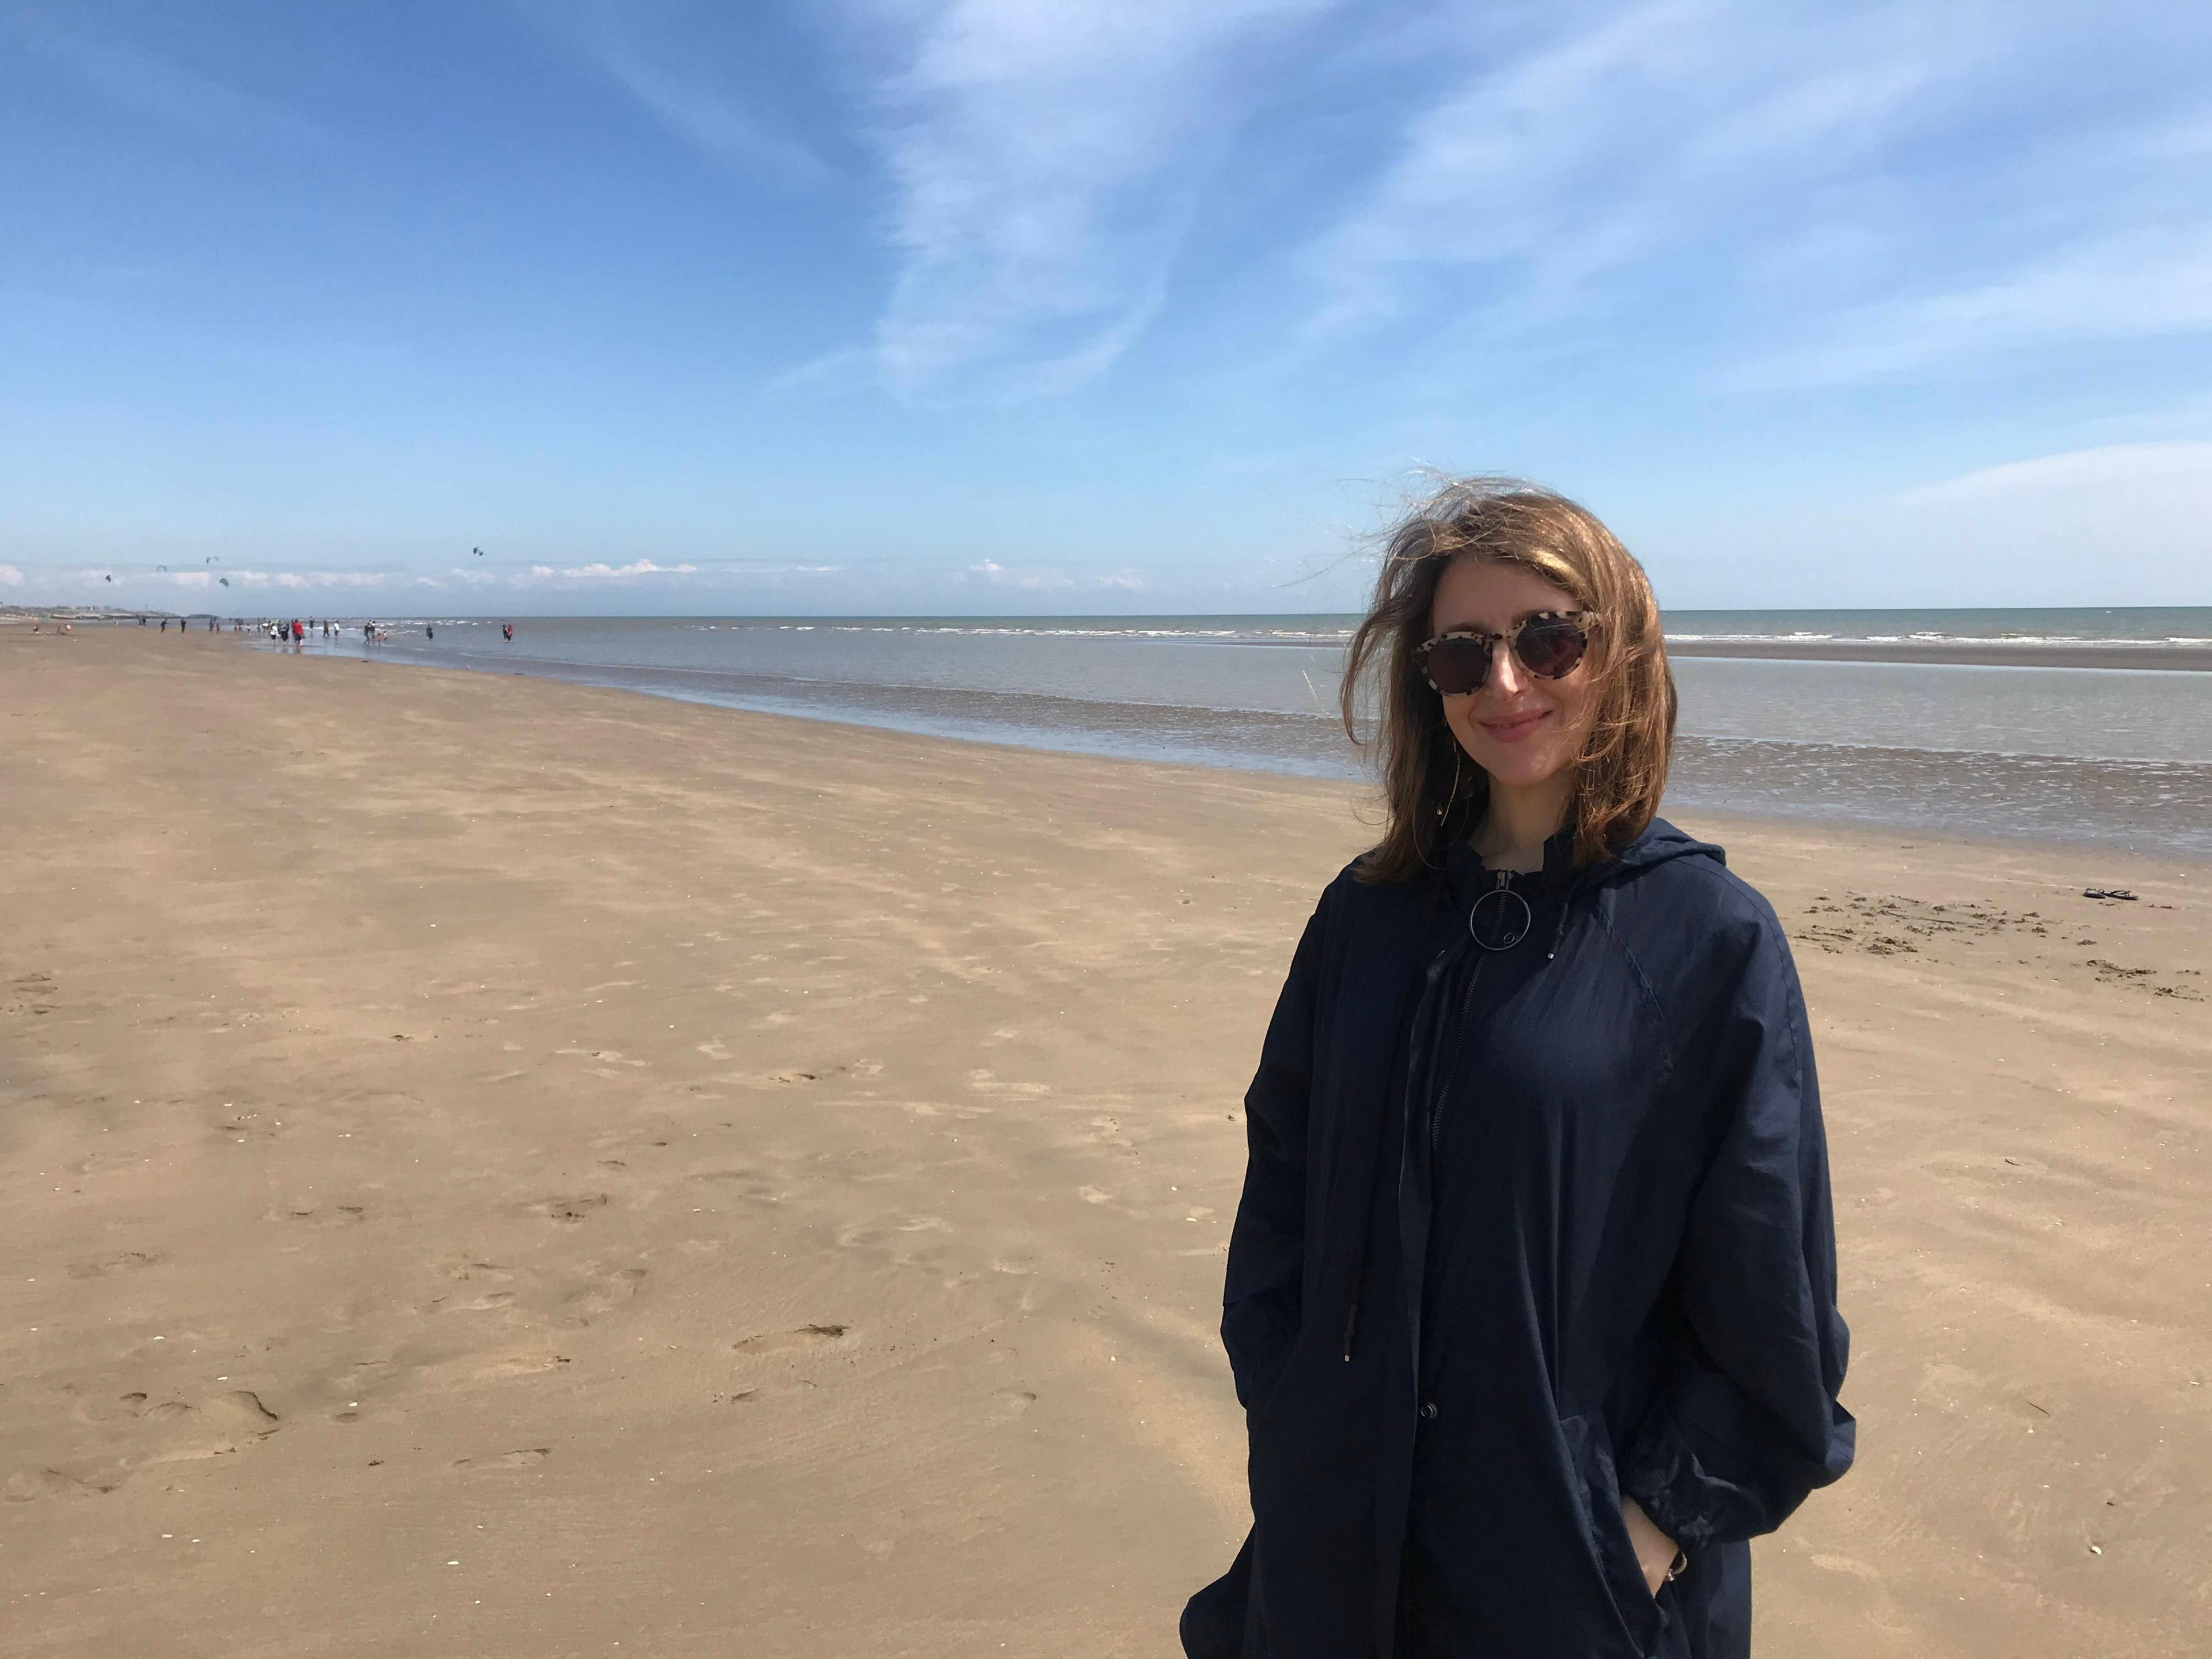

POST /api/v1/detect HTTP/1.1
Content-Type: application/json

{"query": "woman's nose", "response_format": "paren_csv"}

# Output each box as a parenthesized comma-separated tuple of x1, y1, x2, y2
(1487, 639, 1528, 698)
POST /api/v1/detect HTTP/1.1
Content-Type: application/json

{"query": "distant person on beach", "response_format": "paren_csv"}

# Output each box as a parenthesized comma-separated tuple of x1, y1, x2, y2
(426, 624, 434, 641)
(1183, 479, 1851, 1659)
(502, 622, 513, 642)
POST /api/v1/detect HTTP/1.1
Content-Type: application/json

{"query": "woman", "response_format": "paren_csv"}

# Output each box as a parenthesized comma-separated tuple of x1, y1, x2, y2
(1182, 480, 1853, 1658)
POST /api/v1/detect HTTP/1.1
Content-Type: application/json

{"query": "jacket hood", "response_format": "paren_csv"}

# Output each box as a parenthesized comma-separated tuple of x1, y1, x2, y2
(1596, 816, 1726, 883)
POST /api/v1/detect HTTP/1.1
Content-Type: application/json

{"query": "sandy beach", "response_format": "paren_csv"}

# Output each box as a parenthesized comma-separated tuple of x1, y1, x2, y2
(4, 627, 2207, 1657)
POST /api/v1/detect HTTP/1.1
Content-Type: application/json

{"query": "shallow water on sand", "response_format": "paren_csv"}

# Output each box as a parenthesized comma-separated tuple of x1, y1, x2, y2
(275, 615, 2212, 857)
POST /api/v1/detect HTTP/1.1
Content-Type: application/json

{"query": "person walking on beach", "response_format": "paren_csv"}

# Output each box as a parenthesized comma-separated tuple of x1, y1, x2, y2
(1183, 479, 1851, 1659)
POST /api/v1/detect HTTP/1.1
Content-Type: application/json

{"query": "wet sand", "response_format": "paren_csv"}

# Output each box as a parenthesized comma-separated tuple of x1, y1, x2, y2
(3, 628, 2207, 1657)
(1668, 639, 2212, 672)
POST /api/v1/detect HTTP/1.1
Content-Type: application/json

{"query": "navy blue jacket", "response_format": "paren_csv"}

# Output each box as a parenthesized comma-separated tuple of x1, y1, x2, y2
(1182, 819, 1853, 1658)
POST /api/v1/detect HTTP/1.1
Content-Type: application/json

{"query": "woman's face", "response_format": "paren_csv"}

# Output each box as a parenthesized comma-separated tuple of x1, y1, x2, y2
(1427, 556, 1597, 791)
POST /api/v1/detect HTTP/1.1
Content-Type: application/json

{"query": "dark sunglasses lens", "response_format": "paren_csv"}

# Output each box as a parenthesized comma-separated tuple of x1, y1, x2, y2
(1426, 637, 1491, 694)
(1514, 618, 1588, 679)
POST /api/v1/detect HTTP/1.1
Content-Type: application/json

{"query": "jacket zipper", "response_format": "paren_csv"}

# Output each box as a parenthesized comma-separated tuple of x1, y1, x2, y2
(1430, 869, 1509, 1159)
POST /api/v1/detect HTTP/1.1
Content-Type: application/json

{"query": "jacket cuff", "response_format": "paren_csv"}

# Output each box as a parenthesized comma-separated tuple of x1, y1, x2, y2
(1619, 1402, 1717, 1552)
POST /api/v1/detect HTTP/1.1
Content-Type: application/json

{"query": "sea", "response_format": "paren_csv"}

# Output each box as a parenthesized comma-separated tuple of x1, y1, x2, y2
(275, 609, 2212, 858)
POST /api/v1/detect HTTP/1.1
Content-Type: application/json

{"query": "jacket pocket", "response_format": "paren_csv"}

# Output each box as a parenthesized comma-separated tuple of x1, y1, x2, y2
(1559, 1412, 1665, 1656)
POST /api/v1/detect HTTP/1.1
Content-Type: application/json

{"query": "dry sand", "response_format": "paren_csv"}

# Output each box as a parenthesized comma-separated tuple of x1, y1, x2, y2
(3, 628, 2207, 1657)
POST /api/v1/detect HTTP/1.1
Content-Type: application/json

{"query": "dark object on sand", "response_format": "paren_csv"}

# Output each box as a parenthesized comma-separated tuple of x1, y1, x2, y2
(2084, 888, 2138, 901)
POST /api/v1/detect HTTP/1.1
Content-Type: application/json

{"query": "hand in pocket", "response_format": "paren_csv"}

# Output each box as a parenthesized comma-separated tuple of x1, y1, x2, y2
(1620, 1495, 1680, 1597)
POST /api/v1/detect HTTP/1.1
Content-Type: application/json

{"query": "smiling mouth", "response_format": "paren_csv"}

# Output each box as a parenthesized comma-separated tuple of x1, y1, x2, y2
(1479, 710, 1550, 744)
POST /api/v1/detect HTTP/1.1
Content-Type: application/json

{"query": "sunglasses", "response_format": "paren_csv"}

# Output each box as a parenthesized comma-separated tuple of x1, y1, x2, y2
(1414, 610, 1595, 695)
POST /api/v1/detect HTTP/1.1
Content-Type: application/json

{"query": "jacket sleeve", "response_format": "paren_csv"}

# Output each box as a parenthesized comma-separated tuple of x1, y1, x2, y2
(1218, 898, 1327, 1412)
(1619, 916, 1855, 1550)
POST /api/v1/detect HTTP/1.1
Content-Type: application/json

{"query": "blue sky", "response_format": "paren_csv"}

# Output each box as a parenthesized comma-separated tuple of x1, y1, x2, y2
(3, 1, 2209, 615)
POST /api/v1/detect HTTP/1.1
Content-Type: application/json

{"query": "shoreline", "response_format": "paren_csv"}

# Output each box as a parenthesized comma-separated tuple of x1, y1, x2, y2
(219, 628, 2212, 863)
(5, 629, 2210, 1657)
(1667, 638, 2212, 672)
(14, 609, 2212, 673)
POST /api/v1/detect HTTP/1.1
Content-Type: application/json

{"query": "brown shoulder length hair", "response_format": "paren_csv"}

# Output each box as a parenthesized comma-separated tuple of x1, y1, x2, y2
(1340, 476, 1676, 882)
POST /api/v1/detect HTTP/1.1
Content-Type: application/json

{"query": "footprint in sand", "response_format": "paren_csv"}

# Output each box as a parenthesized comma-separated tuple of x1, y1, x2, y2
(537, 1194, 608, 1224)
(5, 971, 58, 1018)
(89, 1390, 285, 1471)
(66, 1389, 149, 1426)
(5, 1467, 120, 1502)
(965, 1069, 1051, 1098)
(731, 1323, 849, 1355)
(901, 1101, 992, 1120)
(452, 1448, 550, 1471)
(67, 1146, 143, 1176)
(270, 1202, 365, 1226)
(989, 1389, 1037, 1422)
(765, 1061, 855, 1085)
(1809, 1554, 1884, 1581)
(690, 1168, 785, 1205)
(560, 1264, 647, 1322)
(1088, 1116, 1135, 1150)
(67, 1249, 166, 1279)
(475, 1353, 573, 1380)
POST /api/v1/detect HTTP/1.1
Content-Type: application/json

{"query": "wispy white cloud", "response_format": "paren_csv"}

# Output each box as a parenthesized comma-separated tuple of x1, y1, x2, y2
(1298, 2, 2212, 391)
(1734, 228, 2212, 387)
(0, 564, 23, 587)
(1303, 1, 1965, 340)
(1895, 440, 2212, 506)
(546, 4, 834, 187)
(1856, 440, 2212, 603)
(759, 345, 876, 399)
(10, 13, 325, 145)
(860, 0, 1335, 399)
